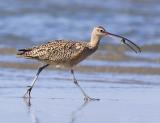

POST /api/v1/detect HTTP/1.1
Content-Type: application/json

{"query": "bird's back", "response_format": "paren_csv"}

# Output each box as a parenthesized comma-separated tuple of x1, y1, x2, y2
(17, 40, 97, 67)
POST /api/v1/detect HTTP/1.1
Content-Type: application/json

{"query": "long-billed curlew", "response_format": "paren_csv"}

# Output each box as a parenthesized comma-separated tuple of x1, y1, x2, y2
(17, 26, 141, 101)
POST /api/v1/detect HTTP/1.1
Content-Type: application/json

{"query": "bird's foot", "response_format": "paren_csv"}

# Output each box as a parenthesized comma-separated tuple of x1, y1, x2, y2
(23, 86, 32, 98)
(84, 96, 100, 102)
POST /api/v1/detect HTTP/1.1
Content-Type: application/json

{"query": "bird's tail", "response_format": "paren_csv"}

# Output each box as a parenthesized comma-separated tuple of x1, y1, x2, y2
(16, 48, 32, 58)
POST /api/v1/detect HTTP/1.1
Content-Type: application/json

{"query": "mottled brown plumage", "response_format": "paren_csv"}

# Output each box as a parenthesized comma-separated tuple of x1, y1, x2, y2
(17, 26, 140, 101)
(17, 40, 97, 68)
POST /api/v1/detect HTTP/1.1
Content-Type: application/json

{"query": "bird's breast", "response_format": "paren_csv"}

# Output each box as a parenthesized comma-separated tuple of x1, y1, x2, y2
(68, 47, 97, 66)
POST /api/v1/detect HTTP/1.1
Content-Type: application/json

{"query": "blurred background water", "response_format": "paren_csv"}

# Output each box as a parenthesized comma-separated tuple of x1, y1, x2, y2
(0, 0, 160, 48)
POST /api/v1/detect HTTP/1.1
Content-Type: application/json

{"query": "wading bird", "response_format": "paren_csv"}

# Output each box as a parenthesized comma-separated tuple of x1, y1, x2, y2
(17, 26, 141, 101)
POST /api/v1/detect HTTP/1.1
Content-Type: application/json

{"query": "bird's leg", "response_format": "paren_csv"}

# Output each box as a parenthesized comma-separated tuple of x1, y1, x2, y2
(70, 69, 100, 101)
(23, 64, 49, 98)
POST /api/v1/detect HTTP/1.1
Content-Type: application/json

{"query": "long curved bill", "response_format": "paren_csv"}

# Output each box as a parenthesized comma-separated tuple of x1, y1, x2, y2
(105, 32, 141, 53)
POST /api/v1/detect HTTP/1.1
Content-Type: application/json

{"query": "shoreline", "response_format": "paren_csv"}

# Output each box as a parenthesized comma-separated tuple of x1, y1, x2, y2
(0, 44, 160, 75)
(1, 61, 160, 75)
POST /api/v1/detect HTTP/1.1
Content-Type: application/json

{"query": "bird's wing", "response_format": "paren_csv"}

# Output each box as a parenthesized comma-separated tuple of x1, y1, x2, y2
(17, 40, 87, 62)
(47, 40, 87, 62)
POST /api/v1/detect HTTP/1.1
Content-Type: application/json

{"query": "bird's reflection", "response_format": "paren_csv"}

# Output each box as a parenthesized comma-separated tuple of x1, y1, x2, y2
(23, 97, 93, 123)
(70, 100, 91, 123)
(23, 98, 40, 123)
(24, 97, 31, 107)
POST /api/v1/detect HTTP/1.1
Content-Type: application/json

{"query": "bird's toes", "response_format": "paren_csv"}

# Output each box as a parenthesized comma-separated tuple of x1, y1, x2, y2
(84, 96, 100, 101)
(23, 86, 33, 98)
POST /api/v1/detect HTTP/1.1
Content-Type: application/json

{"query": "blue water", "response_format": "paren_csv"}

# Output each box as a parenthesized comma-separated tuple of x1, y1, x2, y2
(0, 0, 160, 48)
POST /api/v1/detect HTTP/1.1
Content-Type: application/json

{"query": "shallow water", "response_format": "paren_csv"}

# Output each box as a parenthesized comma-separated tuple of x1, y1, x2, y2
(0, 68, 160, 123)
(1, 62, 160, 123)
(0, 67, 160, 123)
(1, 94, 160, 123)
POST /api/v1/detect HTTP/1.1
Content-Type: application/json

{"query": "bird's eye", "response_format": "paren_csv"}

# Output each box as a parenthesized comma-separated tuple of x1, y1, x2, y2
(100, 29, 104, 33)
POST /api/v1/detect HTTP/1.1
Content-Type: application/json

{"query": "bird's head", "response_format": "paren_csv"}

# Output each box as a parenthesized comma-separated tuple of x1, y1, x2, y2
(92, 26, 107, 37)
(91, 26, 141, 53)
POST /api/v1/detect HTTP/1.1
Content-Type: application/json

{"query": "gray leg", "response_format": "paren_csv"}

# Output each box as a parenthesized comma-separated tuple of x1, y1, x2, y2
(70, 69, 100, 101)
(23, 64, 49, 98)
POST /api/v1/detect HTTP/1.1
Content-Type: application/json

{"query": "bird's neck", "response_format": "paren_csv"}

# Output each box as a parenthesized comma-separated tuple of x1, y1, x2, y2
(89, 34, 101, 48)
